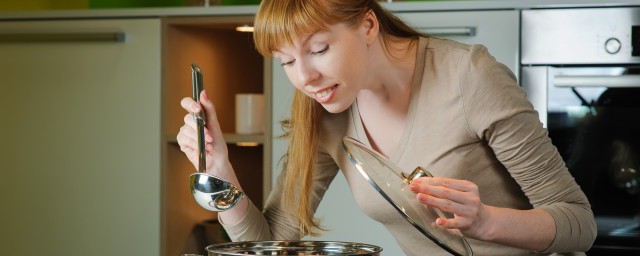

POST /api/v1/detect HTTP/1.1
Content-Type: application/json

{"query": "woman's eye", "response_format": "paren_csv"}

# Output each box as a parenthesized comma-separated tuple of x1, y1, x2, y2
(280, 60, 295, 67)
(311, 45, 329, 56)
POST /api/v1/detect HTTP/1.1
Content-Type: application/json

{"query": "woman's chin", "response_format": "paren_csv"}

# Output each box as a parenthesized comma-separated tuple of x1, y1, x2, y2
(321, 101, 351, 114)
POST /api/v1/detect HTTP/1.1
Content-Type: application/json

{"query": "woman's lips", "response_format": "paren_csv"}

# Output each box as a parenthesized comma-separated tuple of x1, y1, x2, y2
(312, 84, 338, 103)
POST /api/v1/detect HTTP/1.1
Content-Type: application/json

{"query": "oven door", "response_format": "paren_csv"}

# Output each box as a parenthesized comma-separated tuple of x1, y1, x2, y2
(522, 66, 640, 253)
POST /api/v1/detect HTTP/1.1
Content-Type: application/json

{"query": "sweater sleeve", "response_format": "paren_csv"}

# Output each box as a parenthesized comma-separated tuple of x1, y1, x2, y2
(219, 145, 339, 241)
(460, 44, 597, 252)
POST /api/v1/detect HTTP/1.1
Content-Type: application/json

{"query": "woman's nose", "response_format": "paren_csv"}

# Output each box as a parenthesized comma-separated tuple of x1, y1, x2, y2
(296, 61, 320, 86)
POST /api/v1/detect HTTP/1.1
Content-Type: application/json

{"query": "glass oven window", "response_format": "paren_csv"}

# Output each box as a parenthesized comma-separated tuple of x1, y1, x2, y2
(547, 67, 640, 240)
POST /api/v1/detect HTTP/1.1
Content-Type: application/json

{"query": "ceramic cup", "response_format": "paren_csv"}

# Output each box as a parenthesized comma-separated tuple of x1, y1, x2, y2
(235, 94, 264, 134)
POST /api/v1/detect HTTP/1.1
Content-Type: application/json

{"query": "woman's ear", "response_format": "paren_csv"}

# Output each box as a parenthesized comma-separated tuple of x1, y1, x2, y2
(362, 10, 379, 46)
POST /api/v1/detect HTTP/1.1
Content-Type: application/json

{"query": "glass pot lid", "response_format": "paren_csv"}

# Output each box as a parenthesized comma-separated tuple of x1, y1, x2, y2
(342, 136, 473, 256)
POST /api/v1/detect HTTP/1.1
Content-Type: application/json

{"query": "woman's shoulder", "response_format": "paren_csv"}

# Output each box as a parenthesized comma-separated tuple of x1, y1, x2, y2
(425, 36, 472, 53)
(423, 37, 507, 81)
(424, 37, 493, 64)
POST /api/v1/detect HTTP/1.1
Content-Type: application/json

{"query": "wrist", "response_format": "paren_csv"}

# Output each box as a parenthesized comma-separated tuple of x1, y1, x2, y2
(207, 160, 238, 184)
(207, 159, 230, 173)
(476, 204, 499, 241)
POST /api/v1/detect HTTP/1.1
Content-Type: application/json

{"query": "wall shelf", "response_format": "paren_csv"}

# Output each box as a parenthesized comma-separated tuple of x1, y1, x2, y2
(161, 15, 272, 256)
(165, 133, 265, 145)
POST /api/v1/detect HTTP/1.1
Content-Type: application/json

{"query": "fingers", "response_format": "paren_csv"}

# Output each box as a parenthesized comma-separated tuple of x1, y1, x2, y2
(180, 97, 201, 113)
(410, 177, 482, 218)
(410, 182, 476, 205)
(417, 193, 477, 217)
(433, 217, 468, 230)
(177, 90, 231, 173)
(177, 126, 196, 147)
(177, 126, 212, 150)
(198, 90, 221, 126)
(412, 177, 478, 192)
(183, 114, 213, 142)
(182, 90, 222, 140)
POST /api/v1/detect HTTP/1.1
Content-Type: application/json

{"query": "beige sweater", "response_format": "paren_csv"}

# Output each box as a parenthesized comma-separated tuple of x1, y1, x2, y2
(220, 37, 597, 255)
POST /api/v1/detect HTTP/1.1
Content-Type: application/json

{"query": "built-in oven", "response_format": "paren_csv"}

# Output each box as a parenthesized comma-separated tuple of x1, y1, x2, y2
(521, 7, 640, 255)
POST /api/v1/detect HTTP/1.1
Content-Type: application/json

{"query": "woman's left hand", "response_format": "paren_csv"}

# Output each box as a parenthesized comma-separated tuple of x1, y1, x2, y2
(409, 177, 491, 240)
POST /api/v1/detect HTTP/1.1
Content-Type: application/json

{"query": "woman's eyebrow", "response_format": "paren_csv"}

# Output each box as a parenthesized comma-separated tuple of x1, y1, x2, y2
(274, 31, 327, 57)
(304, 29, 334, 45)
(301, 32, 318, 46)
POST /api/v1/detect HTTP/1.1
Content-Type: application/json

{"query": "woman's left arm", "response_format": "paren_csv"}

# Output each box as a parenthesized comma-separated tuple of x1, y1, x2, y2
(412, 44, 596, 253)
(410, 176, 556, 251)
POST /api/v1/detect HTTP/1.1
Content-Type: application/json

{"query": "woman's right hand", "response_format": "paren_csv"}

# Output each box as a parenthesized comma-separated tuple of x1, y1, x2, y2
(177, 90, 234, 180)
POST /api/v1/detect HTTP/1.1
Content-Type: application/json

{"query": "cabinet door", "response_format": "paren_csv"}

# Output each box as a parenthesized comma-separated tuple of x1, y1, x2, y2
(0, 19, 161, 256)
(398, 10, 520, 80)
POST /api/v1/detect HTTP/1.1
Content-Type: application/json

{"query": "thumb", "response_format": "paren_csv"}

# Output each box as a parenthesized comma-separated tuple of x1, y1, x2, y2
(199, 90, 222, 132)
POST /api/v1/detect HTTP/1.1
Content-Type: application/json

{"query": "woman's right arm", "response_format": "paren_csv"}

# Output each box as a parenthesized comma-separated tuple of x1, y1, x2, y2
(177, 90, 339, 241)
(220, 145, 340, 241)
(178, 90, 341, 241)
(176, 90, 252, 228)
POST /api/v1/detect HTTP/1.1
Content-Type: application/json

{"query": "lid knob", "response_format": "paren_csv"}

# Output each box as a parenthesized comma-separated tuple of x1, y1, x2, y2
(402, 167, 433, 184)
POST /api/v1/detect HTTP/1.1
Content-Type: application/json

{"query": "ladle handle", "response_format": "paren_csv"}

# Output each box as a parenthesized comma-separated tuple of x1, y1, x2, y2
(191, 64, 206, 172)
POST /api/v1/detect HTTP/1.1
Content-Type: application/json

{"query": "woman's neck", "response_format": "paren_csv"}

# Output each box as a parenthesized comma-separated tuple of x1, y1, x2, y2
(359, 36, 419, 113)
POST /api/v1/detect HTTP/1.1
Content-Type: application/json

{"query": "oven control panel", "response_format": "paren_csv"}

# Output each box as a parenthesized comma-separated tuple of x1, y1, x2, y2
(522, 8, 640, 64)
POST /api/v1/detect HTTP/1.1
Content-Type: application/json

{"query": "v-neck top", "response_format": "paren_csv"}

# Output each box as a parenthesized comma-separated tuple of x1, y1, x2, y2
(220, 37, 596, 255)
(352, 36, 426, 163)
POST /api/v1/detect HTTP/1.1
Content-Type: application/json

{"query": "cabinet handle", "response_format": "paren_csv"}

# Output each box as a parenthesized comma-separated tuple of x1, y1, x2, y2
(416, 26, 476, 37)
(0, 32, 126, 43)
(554, 75, 640, 88)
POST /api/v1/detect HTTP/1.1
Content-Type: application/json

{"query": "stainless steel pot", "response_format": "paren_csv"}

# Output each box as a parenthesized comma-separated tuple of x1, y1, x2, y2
(204, 241, 383, 256)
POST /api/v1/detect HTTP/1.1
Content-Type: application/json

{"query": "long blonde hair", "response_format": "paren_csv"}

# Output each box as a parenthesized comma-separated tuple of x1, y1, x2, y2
(254, 0, 423, 237)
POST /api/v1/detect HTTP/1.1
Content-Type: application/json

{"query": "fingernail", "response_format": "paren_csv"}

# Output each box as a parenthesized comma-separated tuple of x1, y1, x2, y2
(202, 90, 208, 100)
(206, 135, 213, 142)
(192, 103, 200, 111)
(436, 218, 444, 225)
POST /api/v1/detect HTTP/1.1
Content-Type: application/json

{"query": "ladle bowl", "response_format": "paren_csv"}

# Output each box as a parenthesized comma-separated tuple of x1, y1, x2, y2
(190, 173, 244, 212)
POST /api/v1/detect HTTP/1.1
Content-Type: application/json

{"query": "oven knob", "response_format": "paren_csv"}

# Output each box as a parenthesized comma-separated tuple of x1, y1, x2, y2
(605, 38, 621, 54)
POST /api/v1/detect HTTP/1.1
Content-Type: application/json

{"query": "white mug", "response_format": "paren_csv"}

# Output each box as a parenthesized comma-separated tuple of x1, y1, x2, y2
(235, 94, 264, 134)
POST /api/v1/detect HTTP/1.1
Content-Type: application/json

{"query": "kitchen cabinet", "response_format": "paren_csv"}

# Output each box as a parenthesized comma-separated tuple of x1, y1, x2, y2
(398, 10, 520, 80)
(0, 15, 272, 256)
(270, 10, 519, 256)
(0, 19, 161, 256)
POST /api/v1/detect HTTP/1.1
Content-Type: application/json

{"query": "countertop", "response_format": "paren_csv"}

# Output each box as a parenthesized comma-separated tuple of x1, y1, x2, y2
(1, 0, 640, 20)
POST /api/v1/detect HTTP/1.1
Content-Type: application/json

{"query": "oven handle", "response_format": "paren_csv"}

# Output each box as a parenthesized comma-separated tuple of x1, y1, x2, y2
(416, 26, 476, 37)
(554, 75, 640, 88)
(0, 32, 126, 43)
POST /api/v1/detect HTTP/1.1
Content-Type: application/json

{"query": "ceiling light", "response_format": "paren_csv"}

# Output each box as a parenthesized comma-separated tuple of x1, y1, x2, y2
(236, 25, 254, 33)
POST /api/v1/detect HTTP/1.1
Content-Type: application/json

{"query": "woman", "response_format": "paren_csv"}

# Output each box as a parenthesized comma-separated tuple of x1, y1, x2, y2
(177, 0, 596, 255)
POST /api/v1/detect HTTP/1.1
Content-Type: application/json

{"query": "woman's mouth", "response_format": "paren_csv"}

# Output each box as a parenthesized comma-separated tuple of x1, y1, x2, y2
(313, 84, 338, 103)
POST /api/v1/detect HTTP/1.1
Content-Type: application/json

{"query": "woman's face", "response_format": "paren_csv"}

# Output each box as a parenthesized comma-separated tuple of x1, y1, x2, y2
(273, 20, 374, 113)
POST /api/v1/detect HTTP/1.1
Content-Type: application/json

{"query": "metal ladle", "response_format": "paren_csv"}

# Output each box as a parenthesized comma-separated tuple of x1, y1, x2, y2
(189, 64, 244, 212)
